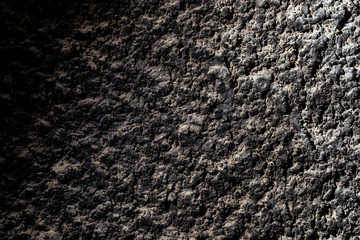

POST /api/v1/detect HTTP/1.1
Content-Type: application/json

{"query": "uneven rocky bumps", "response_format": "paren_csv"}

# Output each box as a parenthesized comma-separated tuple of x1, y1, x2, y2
(1, 0, 360, 239)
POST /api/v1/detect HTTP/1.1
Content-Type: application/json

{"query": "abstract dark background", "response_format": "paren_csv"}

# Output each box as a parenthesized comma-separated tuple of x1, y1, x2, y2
(1, 0, 360, 239)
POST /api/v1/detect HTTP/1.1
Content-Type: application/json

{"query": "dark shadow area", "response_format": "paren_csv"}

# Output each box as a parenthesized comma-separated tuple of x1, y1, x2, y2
(0, 0, 79, 202)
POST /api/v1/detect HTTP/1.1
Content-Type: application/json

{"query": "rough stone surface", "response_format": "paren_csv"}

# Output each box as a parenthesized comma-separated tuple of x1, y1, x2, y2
(1, 0, 360, 239)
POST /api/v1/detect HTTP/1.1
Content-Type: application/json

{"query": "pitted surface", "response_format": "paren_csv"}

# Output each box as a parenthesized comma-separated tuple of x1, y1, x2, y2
(1, 1, 360, 239)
